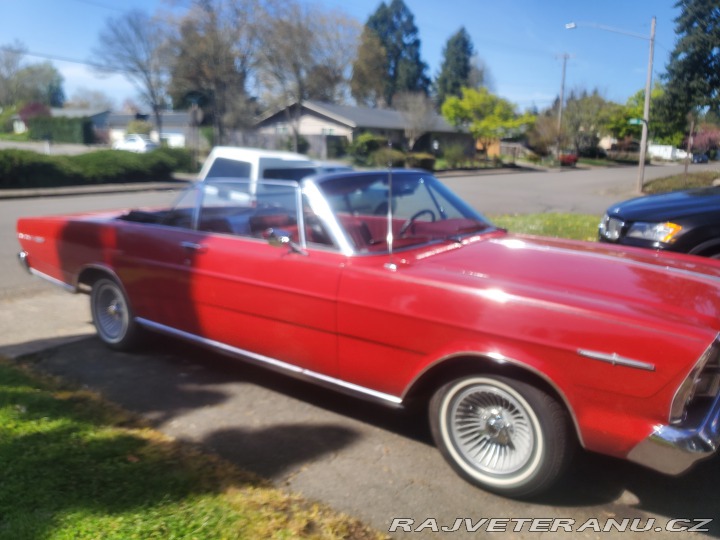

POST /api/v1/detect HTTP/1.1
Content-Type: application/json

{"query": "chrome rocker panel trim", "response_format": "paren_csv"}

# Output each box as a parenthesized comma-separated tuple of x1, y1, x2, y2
(18, 251, 76, 293)
(627, 391, 720, 475)
(136, 317, 404, 408)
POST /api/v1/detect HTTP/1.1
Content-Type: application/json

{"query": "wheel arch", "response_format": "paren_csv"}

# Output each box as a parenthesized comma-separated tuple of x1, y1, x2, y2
(402, 353, 584, 447)
(77, 264, 124, 293)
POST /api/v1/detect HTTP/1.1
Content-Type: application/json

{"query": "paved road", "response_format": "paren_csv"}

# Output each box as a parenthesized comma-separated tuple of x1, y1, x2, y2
(2, 165, 719, 538)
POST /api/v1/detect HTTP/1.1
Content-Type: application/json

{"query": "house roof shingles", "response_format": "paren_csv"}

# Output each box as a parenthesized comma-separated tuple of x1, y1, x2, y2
(260, 100, 459, 134)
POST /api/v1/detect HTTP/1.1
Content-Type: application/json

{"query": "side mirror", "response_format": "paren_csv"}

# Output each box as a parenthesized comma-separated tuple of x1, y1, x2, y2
(264, 228, 306, 255)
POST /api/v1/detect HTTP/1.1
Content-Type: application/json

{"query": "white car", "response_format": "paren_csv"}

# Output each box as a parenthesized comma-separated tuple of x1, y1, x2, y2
(113, 134, 159, 153)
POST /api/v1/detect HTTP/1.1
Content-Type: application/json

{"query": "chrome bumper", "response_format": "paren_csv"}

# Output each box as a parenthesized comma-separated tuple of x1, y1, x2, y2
(627, 393, 720, 475)
(17, 251, 31, 274)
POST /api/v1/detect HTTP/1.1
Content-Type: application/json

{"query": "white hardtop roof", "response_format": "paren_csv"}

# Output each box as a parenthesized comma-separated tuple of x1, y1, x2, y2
(208, 146, 313, 164)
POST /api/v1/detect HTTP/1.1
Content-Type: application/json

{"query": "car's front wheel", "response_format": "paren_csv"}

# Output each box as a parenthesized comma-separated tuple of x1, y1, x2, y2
(429, 375, 574, 498)
(90, 278, 140, 350)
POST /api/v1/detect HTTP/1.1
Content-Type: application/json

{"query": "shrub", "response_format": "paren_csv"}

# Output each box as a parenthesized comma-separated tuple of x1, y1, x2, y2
(69, 150, 175, 183)
(369, 147, 405, 167)
(282, 134, 310, 154)
(349, 133, 387, 165)
(0, 149, 79, 188)
(405, 152, 436, 171)
(441, 143, 468, 169)
(156, 147, 196, 172)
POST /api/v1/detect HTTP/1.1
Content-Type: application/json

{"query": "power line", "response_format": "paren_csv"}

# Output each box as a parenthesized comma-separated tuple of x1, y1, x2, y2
(0, 46, 116, 72)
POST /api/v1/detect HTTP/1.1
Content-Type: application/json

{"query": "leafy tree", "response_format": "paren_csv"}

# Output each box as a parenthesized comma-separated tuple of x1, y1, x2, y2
(693, 123, 720, 154)
(0, 40, 27, 107)
(92, 9, 172, 139)
(606, 83, 683, 145)
(169, 0, 260, 144)
(561, 88, 614, 153)
(350, 27, 388, 107)
(0, 42, 64, 107)
(15, 62, 65, 107)
(258, 0, 359, 151)
(441, 87, 534, 155)
(435, 27, 474, 106)
(18, 102, 50, 123)
(526, 112, 559, 156)
(360, 0, 430, 106)
(663, 0, 720, 150)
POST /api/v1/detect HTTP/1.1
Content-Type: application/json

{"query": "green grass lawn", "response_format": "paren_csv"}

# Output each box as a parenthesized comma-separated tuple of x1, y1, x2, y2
(490, 213, 599, 241)
(643, 170, 720, 193)
(0, 359, 383, 540)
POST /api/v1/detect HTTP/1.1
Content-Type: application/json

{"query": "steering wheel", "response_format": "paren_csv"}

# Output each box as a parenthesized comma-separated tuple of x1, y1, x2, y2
(399, 209, 436, 236)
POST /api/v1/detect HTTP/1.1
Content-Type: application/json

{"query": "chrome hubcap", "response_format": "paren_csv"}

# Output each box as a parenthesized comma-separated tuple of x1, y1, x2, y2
(450, 385, 535, 475)
(96, 285, 127, 340)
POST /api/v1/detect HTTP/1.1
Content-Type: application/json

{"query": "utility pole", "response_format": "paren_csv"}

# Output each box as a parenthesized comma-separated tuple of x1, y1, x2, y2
(556, 53, 570, 158)
(636, 16, 656, 194)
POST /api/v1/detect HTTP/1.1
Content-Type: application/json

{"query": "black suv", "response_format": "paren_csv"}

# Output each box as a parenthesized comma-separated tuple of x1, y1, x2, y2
(599, 186, 720, 259)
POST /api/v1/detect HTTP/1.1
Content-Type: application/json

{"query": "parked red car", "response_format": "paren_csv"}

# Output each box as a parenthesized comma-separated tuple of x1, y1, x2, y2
(559, 151, 578, 166)
(16, 170, 720, 498)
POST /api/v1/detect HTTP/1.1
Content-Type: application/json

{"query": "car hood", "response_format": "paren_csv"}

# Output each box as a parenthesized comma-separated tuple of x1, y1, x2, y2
(607, 186, 720, 221)
(414, 233, 720, 337)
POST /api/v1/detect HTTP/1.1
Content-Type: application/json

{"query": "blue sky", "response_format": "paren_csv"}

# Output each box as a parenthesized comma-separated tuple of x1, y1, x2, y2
(0, 0, 680, 111)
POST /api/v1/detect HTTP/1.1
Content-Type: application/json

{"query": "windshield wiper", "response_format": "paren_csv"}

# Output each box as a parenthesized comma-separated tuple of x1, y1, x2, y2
(446, 221, 491, 242)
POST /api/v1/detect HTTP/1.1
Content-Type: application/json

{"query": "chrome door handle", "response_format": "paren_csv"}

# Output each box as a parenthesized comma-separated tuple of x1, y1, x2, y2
(180, 241, 207, 253)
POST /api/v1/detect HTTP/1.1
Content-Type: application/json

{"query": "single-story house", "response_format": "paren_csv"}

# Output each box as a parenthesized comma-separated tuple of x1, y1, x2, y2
(254, 100, 472, 158)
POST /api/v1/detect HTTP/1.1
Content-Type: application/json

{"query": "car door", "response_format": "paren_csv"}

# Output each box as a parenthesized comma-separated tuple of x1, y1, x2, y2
(177, 180, 344, 377)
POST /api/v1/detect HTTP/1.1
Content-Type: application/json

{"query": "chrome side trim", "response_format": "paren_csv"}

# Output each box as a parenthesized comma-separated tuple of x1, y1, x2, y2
(577, 349, 656, 371)
(627, 390, 720, 475)
(135, 317, 404, 407)
(26, 265, 76, 293)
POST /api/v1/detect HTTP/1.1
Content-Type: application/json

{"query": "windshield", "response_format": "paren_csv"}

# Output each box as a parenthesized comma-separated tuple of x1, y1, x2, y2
(316, 171, 493, 253)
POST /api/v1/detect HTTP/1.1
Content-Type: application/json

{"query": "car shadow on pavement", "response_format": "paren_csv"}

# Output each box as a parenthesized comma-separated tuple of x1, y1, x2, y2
(16, 333, 429, 478)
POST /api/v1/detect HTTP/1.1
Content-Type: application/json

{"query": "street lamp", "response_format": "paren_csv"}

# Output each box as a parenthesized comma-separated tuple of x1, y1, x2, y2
(566, 17, 656, 193)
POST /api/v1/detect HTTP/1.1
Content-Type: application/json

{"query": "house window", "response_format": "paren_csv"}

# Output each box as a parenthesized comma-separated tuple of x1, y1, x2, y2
(321, 128, 335, 135)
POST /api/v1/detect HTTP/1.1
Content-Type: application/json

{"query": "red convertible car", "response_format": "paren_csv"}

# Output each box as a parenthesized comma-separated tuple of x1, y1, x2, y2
(16, 170, 720, 498)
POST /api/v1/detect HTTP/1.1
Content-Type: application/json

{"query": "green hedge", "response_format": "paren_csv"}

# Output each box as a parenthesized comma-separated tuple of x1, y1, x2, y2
(27, 117, 94, 144)
(0, 148, 192, 189)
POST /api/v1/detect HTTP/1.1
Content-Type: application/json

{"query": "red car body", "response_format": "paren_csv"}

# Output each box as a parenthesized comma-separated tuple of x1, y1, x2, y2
(16, 170, 720, 498)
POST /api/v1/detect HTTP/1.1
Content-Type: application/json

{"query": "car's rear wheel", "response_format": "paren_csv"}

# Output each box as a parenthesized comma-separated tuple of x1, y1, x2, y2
(429, 374, 574, 498)
(90, 278, 140, 350)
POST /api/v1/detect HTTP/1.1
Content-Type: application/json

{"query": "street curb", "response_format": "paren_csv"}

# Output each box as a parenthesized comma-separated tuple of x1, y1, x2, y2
(0, 180, 193, 200)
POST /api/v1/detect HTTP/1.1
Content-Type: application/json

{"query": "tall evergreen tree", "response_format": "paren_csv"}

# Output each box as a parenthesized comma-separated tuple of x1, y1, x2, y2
(663, 0, 720, 127)
(435, 27, 474, 107)
(350, 27, 388, 107)
(361, 0, 430, 106)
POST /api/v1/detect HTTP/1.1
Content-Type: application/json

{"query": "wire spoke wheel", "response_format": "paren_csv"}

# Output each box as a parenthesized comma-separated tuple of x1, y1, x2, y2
(90, 278, 139, 350)
(451, 384, 535, 476)
(430, 375, 574, 498)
